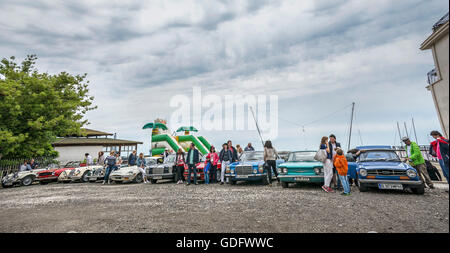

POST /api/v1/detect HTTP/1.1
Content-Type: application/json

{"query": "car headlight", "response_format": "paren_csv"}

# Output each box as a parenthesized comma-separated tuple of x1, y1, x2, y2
(359, 169, 367, 177)
(282, 168, 288, 174)
(406, 169, 417, 178)
(314, 167, 321, 175)
(226, 166, 231, 173)
(258, 165, 264, 173)
(253, 168, 258, 174)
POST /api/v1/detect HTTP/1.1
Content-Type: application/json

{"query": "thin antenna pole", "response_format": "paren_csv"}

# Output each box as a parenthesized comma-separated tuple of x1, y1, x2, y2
(250, 106, 265, 148)
(358, 129, 363, 145)
(397, 122, 403, 145)
(347, 102, 355, 150)
(412, 117, 419, 144)
(404, 122, 409, 138)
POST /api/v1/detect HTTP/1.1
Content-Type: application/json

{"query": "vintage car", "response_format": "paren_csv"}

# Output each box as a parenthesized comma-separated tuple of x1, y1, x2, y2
(225, 151, 285, 185)
(277, 151, 324, 188)
(88, 157, 158, 183)
(58, 163, 104, 183)
(109, 165, 145, 183)
(36, 161, 79, 184)
(1, 165, 53, 188)
(183, 154, 221, 183)
(147, 154, 182, 183)
(354, 146, 424, 194)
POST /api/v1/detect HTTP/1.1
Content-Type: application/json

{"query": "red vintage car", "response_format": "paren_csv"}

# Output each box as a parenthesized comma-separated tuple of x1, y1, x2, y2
(184, 157, 222, 183)
(36, 161, 81, 184)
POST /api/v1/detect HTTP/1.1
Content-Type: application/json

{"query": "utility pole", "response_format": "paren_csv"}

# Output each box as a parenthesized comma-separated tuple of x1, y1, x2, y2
(347, 102, 355, 151)
(404, 122, 409, 138)
(250, 106, 265, 148)
(412, 117, 419, 144)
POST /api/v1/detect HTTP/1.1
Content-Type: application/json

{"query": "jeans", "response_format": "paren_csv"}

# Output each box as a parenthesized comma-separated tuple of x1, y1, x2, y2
(209, 164, 217, 183)
(266, 160, 278, 182)
(338, 175, 350, 194)
(414, 163, 434, 187)
(221, 161, 230, 183)
(104, 165, 114, 181)
(187, 164, 197, 184)
(439, 159, 449, 183)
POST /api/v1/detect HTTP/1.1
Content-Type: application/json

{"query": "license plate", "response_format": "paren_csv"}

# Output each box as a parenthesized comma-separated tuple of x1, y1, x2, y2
(378, 183, 403, 190)
(153, 176, 162, 180)
(123, 177, 129, 180)
(236, 175, 248, 179)
(295, 177, 310, 182)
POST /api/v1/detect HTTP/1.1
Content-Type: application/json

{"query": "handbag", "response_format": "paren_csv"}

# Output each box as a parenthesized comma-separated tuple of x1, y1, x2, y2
(314, 149, 327, 163)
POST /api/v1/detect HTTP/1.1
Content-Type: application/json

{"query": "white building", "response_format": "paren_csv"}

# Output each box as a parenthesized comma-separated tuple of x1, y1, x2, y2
(420, 12, 449, 138)
(52, 128, 143, 164)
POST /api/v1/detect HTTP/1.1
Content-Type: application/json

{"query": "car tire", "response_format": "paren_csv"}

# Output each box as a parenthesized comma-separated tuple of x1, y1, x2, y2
(80, 171, 91, 183)
(134, 173, 143, 183)
(151, 179, 158, 184)
(356, 176, 368, 192)
(411, 185, 425, 195)
(229, 179, 236, 185)
(21, 175, 34, 186)
(281, 181, 289, 188)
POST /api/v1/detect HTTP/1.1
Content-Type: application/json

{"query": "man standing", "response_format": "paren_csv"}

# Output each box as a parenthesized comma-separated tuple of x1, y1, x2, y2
(186, 143, 200, 185)
(227, 140, 239, 163)
(85, 153, 93, 166)
(329, 134, 341, 189)
(128, 150, 137, 166)
(403, 137, 434, 189)
(103, 151, 117, 185)
(244, 143, 255, 152)
(429, 131, 449, 184)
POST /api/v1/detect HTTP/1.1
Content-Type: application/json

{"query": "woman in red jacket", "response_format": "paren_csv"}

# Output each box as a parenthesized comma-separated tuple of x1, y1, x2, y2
(206, 146, 219, 184)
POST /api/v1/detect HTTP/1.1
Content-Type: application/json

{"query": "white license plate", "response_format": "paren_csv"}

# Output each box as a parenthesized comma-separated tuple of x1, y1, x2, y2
(153, 176, 162, 180)
(236, 175, 248, 179)
(295, 177, 310, 182)
(378, 183, 403, 190)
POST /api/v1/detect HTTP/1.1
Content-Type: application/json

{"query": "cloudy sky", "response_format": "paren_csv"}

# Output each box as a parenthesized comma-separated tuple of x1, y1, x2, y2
(1, 0, 448, 153)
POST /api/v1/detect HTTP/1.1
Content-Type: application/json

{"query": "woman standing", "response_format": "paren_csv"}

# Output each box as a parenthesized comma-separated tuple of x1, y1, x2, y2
(136, 153, 149, 183)
(263, 140, 279, 186)
(207, 146, 219, 184)
(97, 151, 105, 166)
(175, 149, 186, 184)
(219, 143, 232, 185)
(320, 136, 334, 193)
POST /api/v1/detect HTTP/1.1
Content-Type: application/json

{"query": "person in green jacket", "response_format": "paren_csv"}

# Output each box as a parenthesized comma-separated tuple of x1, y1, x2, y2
(402, 137, 434, 189)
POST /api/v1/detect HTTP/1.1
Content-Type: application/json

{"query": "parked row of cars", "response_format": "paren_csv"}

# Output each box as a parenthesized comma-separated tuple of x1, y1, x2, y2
(1, 146, 426, 194)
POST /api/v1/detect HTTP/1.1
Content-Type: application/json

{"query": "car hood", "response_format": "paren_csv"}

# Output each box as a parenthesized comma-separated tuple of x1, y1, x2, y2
(279, 161, 322, 168)
(110, 166, 139, 175)
(359, 161, 411, 170)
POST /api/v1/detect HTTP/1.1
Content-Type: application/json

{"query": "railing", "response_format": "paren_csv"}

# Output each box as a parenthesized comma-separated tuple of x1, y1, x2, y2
(0, 156, 58, 179)
(392, 146, 438, 162)
(427, 68, 439, 85)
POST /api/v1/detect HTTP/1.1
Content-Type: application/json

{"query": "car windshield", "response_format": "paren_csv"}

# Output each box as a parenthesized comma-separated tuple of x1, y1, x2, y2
(64, 162, 79, 168)
(288, 152, 316, 162)
(145, 158, 157, 165)
(359, 150, 400, 162)
(165, 155, 176, 163)
(241, 151, 264, 161)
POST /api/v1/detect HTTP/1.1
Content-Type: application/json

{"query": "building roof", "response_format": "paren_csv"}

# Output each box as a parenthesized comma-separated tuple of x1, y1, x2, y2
(420, 12, 449, 50)
(62, 128, 113, 137)
(52, 138, 143, 147)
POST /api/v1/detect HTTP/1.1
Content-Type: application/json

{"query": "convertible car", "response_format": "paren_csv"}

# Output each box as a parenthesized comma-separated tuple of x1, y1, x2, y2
(277, 151, 324, 188)
(225, 151, 285, 185)
(354, 146, 424, 194)
(58, 163, 104, 183)
(109, 165, 145, 183)
(1, 165, 53, 188)
(36, 162, 79, 184)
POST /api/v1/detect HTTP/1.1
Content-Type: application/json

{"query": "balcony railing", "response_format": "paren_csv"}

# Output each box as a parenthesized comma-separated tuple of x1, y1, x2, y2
(427, 68, 439, 85)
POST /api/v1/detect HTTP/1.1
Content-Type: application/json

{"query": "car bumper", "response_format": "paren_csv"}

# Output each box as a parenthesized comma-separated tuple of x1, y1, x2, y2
(148, 173, 174, 180)
(277, 174, 324, 182)
(358, 179, 422, 186)
(225, 174, 265, 180)
(109, 175, 135, 182)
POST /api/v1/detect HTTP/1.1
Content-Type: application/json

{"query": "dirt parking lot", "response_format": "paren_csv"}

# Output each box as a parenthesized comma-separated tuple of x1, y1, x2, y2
(0, 181, 448, 233)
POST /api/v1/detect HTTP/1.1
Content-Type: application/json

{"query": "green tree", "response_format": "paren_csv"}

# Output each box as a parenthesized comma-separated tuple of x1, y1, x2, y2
(0, 55, 96, 158)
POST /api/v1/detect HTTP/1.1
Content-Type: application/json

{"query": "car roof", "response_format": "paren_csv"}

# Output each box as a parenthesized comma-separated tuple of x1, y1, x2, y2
(356, 145, 392, 150)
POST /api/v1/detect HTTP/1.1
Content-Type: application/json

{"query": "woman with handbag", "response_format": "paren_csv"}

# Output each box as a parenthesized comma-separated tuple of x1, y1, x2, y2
(318, 136, 334, 193)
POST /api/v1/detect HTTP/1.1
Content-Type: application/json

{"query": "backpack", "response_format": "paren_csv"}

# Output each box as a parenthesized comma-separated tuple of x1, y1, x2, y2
(425, 160, 442, 181)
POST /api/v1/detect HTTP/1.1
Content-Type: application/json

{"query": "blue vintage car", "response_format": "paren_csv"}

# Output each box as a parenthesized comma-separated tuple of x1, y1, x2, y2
(225, 151, 285, 185)
(277, 151, 324, 188)
(353, 146, 424, 194)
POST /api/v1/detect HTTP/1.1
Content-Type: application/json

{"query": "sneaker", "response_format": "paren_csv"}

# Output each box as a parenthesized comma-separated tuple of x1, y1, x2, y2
(186, 183, 190, 186)
(340, 192, 346, 195)
(327, 187, 334, 193)
(345, 193, 351, 196)
(102, 180, 106, 185)
(268, 183, 272, 187)
(322, 186, 329, 193)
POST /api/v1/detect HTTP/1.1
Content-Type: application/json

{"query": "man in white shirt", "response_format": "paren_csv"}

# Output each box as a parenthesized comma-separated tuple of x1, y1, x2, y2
(85, 153, 93, 166)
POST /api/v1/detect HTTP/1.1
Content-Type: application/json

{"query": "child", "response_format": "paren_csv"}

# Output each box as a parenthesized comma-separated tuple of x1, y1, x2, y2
(334, 148, 351, 195)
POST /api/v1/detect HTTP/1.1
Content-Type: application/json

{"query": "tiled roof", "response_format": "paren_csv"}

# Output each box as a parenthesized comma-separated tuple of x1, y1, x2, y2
(52, 138, 143, 146)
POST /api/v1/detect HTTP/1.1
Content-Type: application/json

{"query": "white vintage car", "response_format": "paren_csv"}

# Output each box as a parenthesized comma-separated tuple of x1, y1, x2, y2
(1, 166, 52, 188)
(58, 164, 104, 183)
(109, 165, 144, 183)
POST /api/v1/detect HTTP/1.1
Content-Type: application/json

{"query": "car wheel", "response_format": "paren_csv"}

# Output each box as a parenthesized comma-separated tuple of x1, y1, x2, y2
(229, 179, 236, 185)
(21, 175, 34, 186)
(356, 176, 368, 192)
(150, 179, 158, 184)
(134, 173, 143, 183)
(262, 173, 270, 185)
(281, 181, 289, 188)
(81, 171, 91, 183)
(411, 185, 425, 195)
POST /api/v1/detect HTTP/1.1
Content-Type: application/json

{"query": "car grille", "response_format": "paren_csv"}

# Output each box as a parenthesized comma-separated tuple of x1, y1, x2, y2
(152, 167, 164, 174)
(39, 172, 52, 177)
(367, 169, 407, 176)
(236, 166, 253, 175)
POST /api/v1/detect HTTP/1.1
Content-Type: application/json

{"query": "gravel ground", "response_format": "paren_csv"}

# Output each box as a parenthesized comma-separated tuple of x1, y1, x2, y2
(0, 180, 448, 233)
